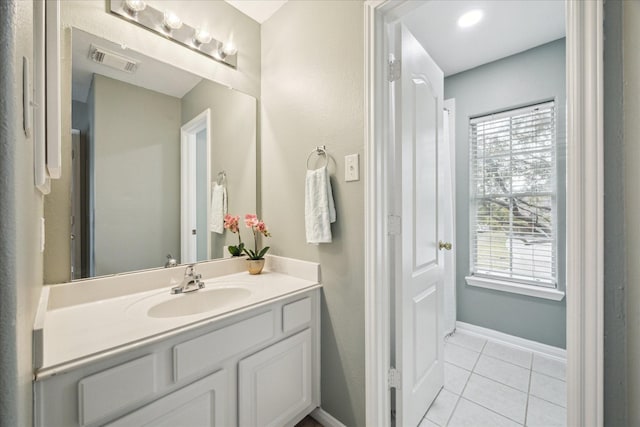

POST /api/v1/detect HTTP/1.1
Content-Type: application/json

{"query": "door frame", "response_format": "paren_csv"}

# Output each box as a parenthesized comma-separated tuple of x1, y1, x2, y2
(443, 98, 456, 336)
(363, 1, 604, 426)
(180, 108, 212, 263)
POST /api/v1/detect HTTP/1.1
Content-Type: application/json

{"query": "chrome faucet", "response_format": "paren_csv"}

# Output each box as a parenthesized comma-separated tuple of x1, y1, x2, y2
(165, 254, 177, 268)
(170, 264, 205, 294)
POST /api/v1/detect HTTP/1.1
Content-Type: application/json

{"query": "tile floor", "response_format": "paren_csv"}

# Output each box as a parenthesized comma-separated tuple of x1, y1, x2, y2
(420, 331, 567, 427)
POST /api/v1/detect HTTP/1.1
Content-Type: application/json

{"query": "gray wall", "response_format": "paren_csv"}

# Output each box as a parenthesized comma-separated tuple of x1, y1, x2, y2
(92, 75, 181, 276)
(623, 1, 640, 424)
(72, 100, 89, 132)
(181, 80, 257, 259)
(261, 2, 365, 425)
(0, 0, 45, 425)
(603, 0, 627, 424)
(445, 39, 567, 348)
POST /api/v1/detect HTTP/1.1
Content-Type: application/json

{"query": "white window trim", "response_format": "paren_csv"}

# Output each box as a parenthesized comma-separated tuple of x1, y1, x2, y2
(465, 275, 565, 301)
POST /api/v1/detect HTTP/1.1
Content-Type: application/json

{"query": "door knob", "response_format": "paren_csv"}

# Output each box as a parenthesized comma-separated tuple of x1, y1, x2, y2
(439, 241, 452, 251)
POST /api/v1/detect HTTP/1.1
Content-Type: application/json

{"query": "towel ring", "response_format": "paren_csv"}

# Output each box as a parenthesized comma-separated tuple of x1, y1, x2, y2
(216, 171, 227, 185)
(306, 146, 328, 170)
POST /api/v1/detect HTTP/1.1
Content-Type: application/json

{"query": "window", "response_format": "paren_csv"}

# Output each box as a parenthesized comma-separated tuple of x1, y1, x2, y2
(469, 101, 556, 288)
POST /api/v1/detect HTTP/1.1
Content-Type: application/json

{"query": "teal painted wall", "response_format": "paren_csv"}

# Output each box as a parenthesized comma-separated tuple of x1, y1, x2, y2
(445, 39, 567, 348)
(602, 0, 627, 424)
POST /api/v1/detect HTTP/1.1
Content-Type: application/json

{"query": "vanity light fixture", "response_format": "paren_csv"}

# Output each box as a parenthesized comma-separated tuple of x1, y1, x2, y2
(457, 9, 483, 28)
(109, 1, 238, 68)
(124, 0, 146, 17)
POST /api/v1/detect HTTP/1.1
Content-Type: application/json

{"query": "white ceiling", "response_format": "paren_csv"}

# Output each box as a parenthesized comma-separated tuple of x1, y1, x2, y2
(402, 0, 566, 77)
(224, 0, 287, 24)
(72, 29, 202, 103)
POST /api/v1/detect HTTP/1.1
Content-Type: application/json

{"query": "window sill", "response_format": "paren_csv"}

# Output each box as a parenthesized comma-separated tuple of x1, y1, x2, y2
(465, 275, 565, 301)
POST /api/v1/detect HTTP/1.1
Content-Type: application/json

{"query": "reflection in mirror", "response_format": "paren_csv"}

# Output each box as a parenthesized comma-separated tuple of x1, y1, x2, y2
(66, 28, 256, 280)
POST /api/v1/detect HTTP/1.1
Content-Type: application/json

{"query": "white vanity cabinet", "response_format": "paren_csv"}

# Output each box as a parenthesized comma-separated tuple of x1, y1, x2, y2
(34, 289, 320, 427)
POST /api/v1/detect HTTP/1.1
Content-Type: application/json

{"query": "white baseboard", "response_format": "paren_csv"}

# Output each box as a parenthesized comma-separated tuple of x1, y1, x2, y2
(456, 321, 567, 360)
(310, 407, 346, 427)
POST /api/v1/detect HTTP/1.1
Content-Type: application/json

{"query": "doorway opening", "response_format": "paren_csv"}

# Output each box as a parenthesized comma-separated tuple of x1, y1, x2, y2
(181, 108, 212, 264)
(364, 1, 604, 426)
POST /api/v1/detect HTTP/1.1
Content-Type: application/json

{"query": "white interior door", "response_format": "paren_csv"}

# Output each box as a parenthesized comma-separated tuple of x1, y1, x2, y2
(393, 23, 445, 427)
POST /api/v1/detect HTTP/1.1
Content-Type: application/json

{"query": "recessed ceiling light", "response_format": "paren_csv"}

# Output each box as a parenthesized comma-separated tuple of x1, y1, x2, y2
(457, 10, 483, 28)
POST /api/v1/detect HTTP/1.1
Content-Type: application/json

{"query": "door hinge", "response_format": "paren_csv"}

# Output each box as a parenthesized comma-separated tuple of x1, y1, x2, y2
(388, 215, 401, 236)
(388, 59, 401, 82)
(388, 368, 401, 389)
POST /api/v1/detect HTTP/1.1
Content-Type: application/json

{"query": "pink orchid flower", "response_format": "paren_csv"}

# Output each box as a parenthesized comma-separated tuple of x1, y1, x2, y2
(223, 214, 240, 233)
(241, 214, 272, 260)
(256, 221, 271, 237)
(244, 214, 259, 228)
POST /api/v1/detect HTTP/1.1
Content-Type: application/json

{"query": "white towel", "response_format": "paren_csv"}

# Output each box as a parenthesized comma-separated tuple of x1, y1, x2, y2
(305, 166, 336, 244)
(210, 183, 227, 234)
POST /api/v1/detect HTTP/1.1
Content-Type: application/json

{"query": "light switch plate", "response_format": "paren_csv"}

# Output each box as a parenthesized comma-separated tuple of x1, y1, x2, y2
(345, 154, 359, 182)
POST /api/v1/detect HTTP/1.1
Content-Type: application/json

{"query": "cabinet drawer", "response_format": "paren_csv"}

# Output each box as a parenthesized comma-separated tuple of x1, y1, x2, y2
(282, 297, 311, 333)
(78, 354, 156, 426)
(173, 310, 274, 381)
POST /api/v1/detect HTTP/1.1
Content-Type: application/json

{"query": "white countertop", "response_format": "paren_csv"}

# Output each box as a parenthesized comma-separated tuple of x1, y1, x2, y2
(35, 256, 320, 379)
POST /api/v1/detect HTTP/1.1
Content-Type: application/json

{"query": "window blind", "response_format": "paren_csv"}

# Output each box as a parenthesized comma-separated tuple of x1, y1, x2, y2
(470, 101, 556, 287)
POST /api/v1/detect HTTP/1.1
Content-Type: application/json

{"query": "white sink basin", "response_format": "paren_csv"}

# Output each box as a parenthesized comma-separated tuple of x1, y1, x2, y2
(147, 287, 252, 318)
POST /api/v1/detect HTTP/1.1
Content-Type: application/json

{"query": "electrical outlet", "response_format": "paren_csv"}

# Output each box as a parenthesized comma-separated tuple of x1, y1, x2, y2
(345, 154, 359, 182)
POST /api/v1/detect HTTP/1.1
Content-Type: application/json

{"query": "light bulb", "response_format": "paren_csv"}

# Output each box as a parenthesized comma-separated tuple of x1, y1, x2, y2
(457, 10, 483, 28)
(124, 0, 146, 17)
(193, 28, 212, 46)
(163, 11, 183, 31)
(221, 41, 237, 56)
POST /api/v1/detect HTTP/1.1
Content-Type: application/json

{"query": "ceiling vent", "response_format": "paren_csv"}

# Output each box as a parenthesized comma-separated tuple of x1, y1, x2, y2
(89, 44, 138, 73)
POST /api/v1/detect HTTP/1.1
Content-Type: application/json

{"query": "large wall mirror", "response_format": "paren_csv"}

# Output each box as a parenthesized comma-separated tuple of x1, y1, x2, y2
(44, 27, 257, 282)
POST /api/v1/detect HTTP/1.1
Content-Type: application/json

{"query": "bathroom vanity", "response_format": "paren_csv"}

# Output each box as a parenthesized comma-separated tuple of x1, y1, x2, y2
(33, 256, 321, 427)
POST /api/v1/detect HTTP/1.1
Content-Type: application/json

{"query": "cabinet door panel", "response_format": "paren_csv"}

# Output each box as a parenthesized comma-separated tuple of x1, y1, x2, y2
(106, 369, 227, 427)
(78, 354, 156, 426)
(238, 329, 313, 427)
